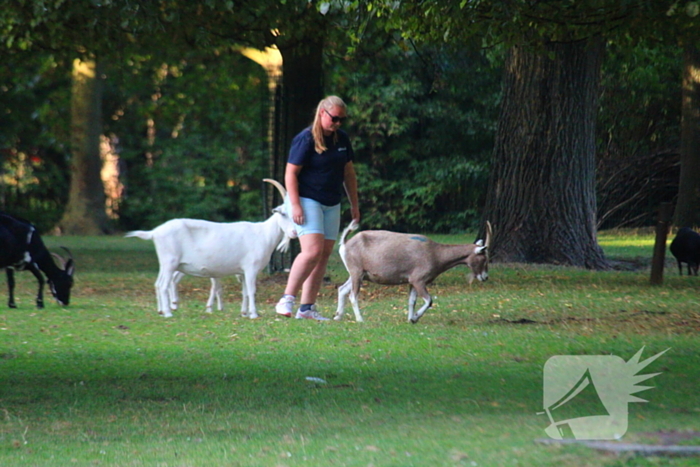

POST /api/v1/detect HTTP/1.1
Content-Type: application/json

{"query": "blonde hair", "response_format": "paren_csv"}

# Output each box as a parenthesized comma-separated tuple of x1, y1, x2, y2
(311, 95, 347, 153)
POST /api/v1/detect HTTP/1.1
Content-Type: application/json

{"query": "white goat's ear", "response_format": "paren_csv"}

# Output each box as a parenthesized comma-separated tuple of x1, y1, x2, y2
(474, 246, 487, 255)
(475, 239, 484, 246)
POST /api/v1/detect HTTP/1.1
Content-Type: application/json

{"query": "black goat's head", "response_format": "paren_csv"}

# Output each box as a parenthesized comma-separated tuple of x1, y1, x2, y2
(49, 248, 75, 305)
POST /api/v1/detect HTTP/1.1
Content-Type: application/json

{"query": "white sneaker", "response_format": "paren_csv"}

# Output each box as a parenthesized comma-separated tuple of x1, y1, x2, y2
(275, 296, 295, 317)
(295, 304, 330, 321)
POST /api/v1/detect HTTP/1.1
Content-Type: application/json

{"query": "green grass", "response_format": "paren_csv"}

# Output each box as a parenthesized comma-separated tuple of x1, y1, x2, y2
(0, 231, 698, 466)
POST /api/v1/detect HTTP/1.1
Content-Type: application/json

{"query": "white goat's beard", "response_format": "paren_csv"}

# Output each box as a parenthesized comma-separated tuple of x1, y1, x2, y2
(276, 236, 291, 253)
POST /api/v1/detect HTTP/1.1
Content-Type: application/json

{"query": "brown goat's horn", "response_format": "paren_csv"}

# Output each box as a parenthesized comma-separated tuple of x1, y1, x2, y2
(485, 221, 492, 250)
(263, 178, 287, 200)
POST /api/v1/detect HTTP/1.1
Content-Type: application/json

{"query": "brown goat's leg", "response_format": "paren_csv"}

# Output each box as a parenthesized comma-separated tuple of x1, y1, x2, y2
(349, 275, 364, 322)
(407, 287, 417, 322)
(409, 284, 432, 324)
(334, 278, 351, 320)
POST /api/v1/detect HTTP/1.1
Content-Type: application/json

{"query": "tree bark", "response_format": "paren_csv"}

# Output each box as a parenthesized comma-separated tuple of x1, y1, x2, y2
(277, 38, 324, 183)
(674, 42, 700, 228)
(58, 57, 110, 235)
(268, 31, 325, 271)
(483, 39, 608, 269)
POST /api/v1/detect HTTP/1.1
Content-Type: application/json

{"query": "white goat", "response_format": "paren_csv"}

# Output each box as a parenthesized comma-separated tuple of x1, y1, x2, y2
(125, 179, 296, 318)
(336, 220, 492, 323)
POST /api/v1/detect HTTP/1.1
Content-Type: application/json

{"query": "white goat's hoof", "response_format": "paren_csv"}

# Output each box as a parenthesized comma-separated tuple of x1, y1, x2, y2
(160, 311, 173, 318)
(205, 307, 213, 314)
(333, 315, 342, 321)
(248, 312, 259, 319)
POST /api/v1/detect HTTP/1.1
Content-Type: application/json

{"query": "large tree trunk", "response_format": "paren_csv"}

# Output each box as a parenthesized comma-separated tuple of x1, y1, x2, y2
(674, 42, 700, 228)
(483, 39, 608, 269)
(277, 38, 324, 183)
(267, 31, 324, 271)
(58, 57, 109, 235)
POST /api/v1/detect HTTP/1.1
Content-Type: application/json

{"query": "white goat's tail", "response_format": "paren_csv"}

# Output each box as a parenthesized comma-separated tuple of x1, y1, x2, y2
(124, 230, 154, 241)
(338, 220, 359, 268)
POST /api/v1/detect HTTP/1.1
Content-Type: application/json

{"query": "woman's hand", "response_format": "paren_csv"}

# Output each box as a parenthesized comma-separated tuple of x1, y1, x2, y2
(291, 203, 304, 225)
(351, 205, 360, 225)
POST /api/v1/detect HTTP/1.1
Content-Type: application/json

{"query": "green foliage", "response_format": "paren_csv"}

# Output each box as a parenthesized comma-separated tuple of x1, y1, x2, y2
(599, 40, 682, 156)
(1, 0, 694, 235)
(331, 37, 501, 232)
(596, 40, 683, 228)
(0, 52, 71, 232)
(120, 137, 254, 227)
(0, 149, 69, 233)
(106, 49, 269, 228)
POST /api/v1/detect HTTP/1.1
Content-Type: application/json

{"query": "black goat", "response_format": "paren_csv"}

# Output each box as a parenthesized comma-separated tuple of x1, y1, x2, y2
(0, 213, 75, 308)
(669, 227, 700, 276)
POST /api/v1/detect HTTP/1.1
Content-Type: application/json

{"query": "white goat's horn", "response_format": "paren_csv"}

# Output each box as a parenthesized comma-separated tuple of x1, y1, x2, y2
(263, 178, 287, 200)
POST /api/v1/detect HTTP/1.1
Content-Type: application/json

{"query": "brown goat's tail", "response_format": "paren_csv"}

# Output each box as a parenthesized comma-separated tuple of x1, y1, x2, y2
(339, 220, 359, 247)
(338, 220, 359, 268)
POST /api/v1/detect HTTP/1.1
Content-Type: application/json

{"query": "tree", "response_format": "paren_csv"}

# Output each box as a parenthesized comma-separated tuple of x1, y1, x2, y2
(1, 0, 148, 233)
(675, 42, 700, 227)
(58, 57, 110, 234)
(1, 1, 331, 232)
(368, 0, 699, 267)
(662, 2, 700, 227)
(484, 40, 607, 267)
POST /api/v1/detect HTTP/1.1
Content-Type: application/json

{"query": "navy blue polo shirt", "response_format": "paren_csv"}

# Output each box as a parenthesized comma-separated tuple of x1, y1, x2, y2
(287, 128, 354, 206)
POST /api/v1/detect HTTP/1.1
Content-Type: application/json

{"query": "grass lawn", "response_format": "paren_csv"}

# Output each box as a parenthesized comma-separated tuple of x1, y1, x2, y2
(0, 229, 698, 466)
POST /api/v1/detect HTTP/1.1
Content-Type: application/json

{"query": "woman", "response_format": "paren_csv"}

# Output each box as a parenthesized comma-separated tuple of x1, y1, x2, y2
(275, 96, 360, 320)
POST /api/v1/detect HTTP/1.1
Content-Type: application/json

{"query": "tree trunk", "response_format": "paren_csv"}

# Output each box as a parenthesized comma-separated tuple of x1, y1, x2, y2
(58, 57, 109, 235)
(483, 40, 608, 269)
(277, 39, 324, 183)
(267, 33, 324, 271)
(674, 42, 700, 228)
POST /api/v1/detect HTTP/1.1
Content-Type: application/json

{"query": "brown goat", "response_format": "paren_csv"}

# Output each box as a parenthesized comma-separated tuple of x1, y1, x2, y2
(335, 221, 491, 323)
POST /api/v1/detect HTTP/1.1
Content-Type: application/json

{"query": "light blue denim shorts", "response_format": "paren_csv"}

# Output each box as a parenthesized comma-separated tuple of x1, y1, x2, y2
(285, 196, 341, 240)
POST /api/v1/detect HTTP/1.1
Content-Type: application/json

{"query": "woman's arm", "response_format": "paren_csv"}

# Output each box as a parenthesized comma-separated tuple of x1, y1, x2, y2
(285, 162, 305, 224)
(343, 161, 360, 223)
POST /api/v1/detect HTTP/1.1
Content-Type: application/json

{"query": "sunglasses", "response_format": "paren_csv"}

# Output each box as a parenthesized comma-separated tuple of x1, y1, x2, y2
(324, 109, 347, 124)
